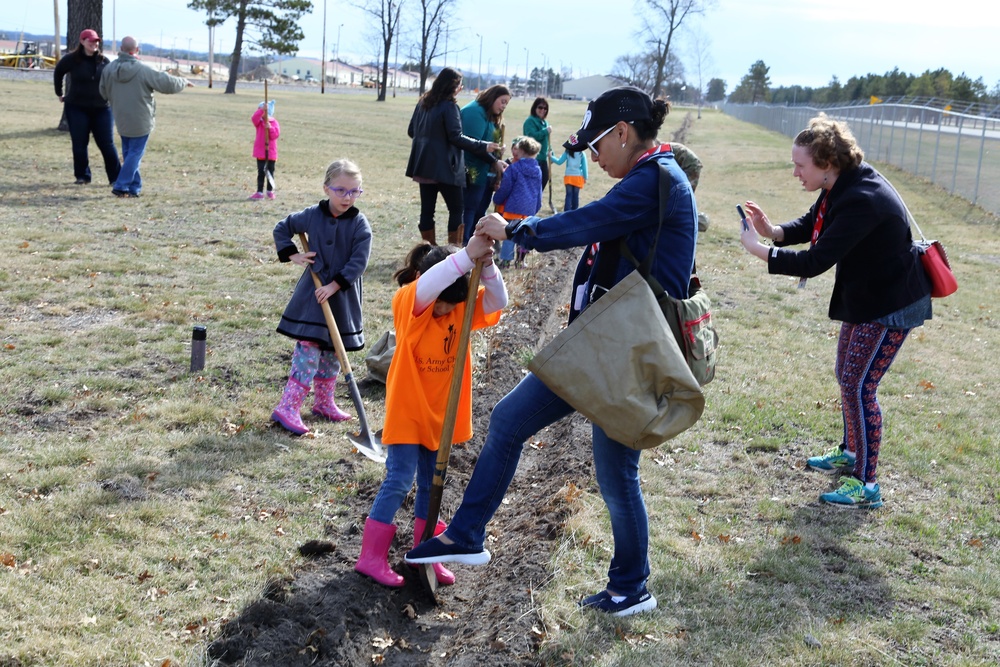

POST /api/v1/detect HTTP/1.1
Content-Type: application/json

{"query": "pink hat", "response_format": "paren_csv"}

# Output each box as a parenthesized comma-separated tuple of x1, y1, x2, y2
(80, 29, 100, 42)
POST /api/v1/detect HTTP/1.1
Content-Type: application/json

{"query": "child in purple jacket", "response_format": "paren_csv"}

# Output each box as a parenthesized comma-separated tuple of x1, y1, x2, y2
(493, 137, 542, 268)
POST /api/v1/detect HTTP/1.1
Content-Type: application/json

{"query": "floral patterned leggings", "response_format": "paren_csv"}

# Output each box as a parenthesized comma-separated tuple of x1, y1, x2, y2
(289, 340, 340, 386)
(836, 322, 911, 484)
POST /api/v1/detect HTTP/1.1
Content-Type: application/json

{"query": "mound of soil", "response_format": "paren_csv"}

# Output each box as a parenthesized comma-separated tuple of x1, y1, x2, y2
(208, 249, 595, 666)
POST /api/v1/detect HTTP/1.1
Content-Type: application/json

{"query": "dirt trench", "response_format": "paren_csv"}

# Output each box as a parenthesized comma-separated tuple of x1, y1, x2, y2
(207, 249, 598, 666)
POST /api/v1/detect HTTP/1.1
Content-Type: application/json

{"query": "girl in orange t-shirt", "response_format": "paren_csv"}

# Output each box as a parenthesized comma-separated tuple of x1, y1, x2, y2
(355, 234, 507, 587)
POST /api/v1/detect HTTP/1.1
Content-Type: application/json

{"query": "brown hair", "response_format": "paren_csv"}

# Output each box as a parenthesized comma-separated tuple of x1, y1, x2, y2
(420, 67, 463, 110)
(530, 97, 549, 117)
(476, 84, 512, 125)
(794, 113, 864, 172)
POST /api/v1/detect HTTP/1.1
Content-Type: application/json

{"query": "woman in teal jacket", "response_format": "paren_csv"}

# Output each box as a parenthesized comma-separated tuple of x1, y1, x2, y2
(461, 85, 510, 244)
(522, 97, 552, 190)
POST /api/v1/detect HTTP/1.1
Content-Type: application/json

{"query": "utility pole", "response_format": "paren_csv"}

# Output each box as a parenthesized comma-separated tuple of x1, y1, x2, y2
(321, 0, 327, 93)
(476, 33, 482, 90)
(524, 47, 528, 98)
(503, 40, 509, 84)
(335, 23, 343, 87)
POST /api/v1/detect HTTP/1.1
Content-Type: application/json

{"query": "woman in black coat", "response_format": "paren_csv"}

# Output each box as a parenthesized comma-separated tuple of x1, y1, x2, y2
(53, 28, 121, 185)
(739, 113, 932, 510)
(405, 68, 499, 245)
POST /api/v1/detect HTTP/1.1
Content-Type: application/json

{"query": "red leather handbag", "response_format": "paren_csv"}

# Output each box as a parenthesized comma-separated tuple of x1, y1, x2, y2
(892, 179, 959, 298)
(915, 237, 958, 298)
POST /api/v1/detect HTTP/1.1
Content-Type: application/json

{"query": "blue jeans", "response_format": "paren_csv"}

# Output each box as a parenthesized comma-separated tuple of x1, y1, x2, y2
(65, 103, 120, 184)
(462, 182, 494, 245)
(499, 239, 516, 262)
(564, 185, 580, 211)
(368, 443, 437, 525)
(444, 372, 650, 595)
(114, 134, 149, 195)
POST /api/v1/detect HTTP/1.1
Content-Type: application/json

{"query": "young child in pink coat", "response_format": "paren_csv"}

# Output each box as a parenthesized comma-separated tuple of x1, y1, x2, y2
(250, 100, 280, 200)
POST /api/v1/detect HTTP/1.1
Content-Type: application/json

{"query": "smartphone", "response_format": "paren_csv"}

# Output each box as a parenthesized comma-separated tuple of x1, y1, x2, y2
(736, 204, 749, 231)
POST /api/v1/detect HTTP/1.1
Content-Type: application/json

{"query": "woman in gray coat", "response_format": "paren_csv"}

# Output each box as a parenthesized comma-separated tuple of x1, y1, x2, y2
(271, 159, 372, 435)
(405, 68, 499, 245)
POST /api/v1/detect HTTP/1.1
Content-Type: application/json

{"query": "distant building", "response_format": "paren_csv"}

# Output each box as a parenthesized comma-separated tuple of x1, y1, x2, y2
(560, 75, 629, 101)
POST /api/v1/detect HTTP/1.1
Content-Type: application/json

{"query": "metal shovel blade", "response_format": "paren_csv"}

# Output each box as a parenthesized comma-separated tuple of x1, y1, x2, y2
(344, 373, 385, 462)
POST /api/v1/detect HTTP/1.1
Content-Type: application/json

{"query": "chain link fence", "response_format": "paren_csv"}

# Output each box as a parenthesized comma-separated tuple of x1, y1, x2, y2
(723, 100, 1000, 217)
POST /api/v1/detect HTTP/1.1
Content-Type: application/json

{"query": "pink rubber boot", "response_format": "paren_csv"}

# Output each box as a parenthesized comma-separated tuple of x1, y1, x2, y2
(311, 377, 352, 422)
(413, 517, 456, 585)
(355, 518, 404, 587)
(271, 378, 310, 435)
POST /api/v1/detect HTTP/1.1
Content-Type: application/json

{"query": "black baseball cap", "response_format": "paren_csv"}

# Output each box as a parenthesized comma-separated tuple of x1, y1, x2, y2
(563, 86, 654, 151)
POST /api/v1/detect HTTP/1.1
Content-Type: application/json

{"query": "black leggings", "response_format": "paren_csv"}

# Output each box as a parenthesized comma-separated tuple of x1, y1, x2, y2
(256, 159, 276, 192)
(418, 182, 464, 233)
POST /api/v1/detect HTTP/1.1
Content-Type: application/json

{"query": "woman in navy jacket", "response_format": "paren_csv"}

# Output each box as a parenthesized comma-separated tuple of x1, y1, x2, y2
(406, 86, 697, 618)
(739, 114, 932, 510)
(405, 68, 499, 246)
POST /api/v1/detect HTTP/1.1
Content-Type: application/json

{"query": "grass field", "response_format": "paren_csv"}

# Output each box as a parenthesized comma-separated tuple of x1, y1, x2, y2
(1, 78, 998, 666)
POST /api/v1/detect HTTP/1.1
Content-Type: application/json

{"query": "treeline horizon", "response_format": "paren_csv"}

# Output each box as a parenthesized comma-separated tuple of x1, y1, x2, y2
(721, 60, 999, 107)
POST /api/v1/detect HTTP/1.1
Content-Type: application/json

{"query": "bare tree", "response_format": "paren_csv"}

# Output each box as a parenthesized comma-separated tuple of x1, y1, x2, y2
(188, 0, 313, 94)
(686, 27, 712, 117)
(612, 52, 658, 91)
(636, 0, 715, 98)
(410, 0, 455, 95)
(355, 0, 405, 101)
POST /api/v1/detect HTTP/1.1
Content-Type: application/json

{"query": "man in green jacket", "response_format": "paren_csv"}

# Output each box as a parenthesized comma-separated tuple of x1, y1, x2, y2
(99, 35, 191, 198)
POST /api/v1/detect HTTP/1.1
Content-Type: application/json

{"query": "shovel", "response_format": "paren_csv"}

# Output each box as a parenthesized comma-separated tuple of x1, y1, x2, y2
(263, 80, 275, 190)
(298, 233, 385, 463)
(419, 259, 484, 595)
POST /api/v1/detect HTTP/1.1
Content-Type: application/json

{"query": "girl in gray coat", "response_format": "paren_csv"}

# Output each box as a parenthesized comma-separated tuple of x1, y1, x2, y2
(271, 159, 373, 435)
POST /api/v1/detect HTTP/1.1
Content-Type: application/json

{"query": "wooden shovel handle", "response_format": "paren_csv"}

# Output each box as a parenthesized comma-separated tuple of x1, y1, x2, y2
(422, 259, 484, 540)
(297, 232, 353, 375)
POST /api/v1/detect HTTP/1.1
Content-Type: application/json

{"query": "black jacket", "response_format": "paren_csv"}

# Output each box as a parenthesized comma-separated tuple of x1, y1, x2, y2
(770, 161, 931, 323)
(405, 99, 488, 187)
(54, 51, 111, 108)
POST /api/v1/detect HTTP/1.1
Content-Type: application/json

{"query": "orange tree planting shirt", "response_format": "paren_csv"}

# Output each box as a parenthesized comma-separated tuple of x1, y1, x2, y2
(381, 281, 501, 451)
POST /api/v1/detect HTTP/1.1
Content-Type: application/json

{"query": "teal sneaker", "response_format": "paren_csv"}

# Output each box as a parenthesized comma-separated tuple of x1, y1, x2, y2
(806, 445, 856, 474)
(820, 476, 883, 509)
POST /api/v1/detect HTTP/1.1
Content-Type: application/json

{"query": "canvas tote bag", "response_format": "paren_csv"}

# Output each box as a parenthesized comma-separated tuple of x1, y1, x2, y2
(528, 269, 705, 450)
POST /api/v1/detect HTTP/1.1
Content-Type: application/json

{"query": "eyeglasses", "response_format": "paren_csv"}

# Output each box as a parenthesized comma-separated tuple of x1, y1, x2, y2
(587, 125, 616, 157)
(326, 185, 364, 199)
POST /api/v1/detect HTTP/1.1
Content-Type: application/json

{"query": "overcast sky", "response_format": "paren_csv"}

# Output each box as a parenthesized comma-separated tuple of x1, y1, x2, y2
(13, 0, 1000, 92)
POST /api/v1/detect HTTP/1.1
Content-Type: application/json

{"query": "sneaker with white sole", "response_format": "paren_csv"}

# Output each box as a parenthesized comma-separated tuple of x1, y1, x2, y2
(579, 587, 657, 617)
(820, 476, 883, 509)
(807, 445, 855, 474)
(404, 535, 491, 566)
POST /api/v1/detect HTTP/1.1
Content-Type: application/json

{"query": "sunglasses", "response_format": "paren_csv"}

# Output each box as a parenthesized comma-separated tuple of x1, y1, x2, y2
(587, 125, 616, 157)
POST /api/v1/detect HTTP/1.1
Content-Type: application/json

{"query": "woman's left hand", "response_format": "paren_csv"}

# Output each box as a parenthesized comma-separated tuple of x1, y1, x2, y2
(475, 213, 508, 241)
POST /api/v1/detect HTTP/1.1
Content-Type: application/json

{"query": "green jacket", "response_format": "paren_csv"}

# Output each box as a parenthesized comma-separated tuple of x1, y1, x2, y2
(461, 100, 501, 187)
(99, 52, 187, 137)
(522, 114, 550, 165)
